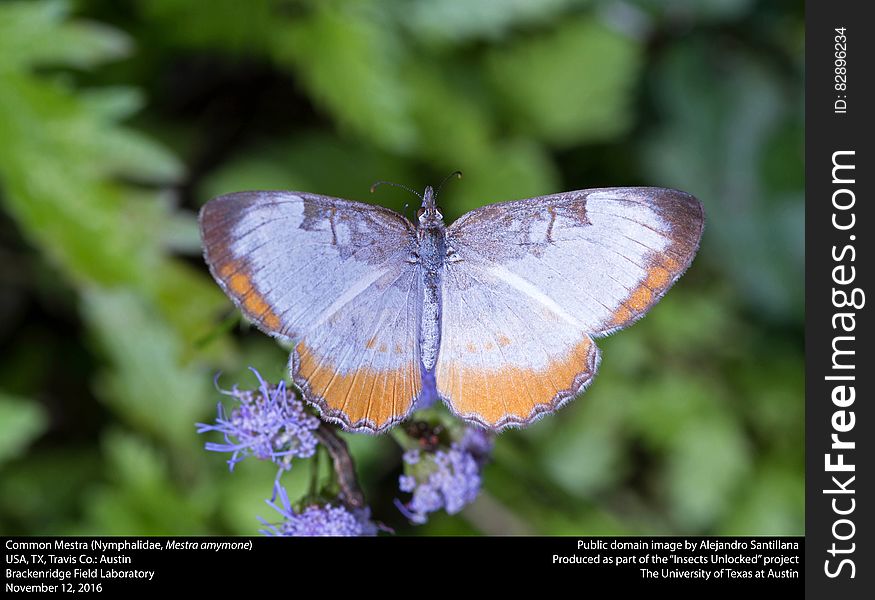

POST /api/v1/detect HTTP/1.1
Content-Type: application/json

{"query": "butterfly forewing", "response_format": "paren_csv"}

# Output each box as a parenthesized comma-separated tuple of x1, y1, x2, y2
(200, 191, 423, 432)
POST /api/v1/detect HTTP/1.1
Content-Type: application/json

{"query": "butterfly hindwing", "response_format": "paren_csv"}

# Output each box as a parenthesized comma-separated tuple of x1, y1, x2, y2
(291, 264, 423, 433)
(436, 257, 601, 429)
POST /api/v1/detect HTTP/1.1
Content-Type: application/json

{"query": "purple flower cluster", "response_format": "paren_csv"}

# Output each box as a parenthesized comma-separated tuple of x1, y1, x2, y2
(197, 368, 499, 534)
(260, 484, 378, 537)
(396, 427, 494, 524)
(196, 368, 320, 476)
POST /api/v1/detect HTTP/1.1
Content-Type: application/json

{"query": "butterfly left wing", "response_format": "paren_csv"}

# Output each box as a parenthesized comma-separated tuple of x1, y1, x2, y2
(200, 191, 423, 433)
(436, 187, 704, 429)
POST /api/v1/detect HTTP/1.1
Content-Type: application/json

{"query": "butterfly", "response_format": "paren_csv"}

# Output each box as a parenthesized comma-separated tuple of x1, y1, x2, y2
(200, 184, 704, 433)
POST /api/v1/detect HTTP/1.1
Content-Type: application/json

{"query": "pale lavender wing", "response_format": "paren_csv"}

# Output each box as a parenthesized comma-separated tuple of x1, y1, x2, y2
(200, 191, 423, 433)
(436, 187, 704, 430)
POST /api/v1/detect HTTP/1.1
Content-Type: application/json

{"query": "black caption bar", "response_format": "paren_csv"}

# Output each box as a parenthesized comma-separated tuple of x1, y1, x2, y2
(806, 1, 874, 598)
(2, 536, 802, 593)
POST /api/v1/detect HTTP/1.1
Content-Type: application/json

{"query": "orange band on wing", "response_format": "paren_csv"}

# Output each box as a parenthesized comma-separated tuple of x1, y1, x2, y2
(437, 336, 599, 429)
(294, 342, 419, 432)
(217, 261, 282, 330)
(644, 265, 671, 290)
(608, 256, 684, 328)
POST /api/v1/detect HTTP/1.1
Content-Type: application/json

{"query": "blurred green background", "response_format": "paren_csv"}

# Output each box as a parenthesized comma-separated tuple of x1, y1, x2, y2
(0, 0, 803, 535)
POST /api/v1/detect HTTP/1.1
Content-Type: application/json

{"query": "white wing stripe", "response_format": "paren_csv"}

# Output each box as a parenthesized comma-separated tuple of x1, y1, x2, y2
(309, 266, 394, 330)
(486, 263, 583, 329)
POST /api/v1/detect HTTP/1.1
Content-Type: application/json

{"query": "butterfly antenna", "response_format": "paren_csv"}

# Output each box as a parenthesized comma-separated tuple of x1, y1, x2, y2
(435, 170, 462, 197)
(369, 180, 423, 200)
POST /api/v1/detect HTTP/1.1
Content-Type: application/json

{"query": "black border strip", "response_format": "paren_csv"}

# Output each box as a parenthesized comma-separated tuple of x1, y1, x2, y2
(805, 2, 873, 597)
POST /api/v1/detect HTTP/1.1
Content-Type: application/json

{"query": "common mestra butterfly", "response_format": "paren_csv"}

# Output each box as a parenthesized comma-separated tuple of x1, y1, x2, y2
(200, 185, 704, 433)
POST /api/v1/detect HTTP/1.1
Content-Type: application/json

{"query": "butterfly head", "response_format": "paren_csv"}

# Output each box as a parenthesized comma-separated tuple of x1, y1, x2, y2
(417, 186, 444, 230)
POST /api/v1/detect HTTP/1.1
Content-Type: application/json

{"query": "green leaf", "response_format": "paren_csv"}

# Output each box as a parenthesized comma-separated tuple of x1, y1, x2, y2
(0, 76, 146, 285)
(0, 0, 223, 398)
(0, 61, 182, 290)
(0, 394, 49, 466)
(273, 3, 418, 151)
(404, 59, 494, 166)
(79, 87, 145, 122)
(485, 17, 642, 146)
(83, 289, 210, 447)
(0, 1, 130, 72)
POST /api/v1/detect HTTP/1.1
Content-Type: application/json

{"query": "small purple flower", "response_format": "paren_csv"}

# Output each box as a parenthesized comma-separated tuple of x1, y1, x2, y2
(402, 449, 421, 465)
(460, 426, 495, 465)
(260, 484, 378, 537)
(396, 426, 494, 524)
(398, 475, 417, 492)
(196, 368, 320, 476)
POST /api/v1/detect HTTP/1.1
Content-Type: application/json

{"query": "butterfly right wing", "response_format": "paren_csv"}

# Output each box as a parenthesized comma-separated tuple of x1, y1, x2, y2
(436, 187, 703, 430)
(200, 191, 422, 432)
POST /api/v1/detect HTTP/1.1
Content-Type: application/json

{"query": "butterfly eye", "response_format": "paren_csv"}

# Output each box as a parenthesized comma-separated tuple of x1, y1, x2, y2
(417, 207, 426, 220)
(435, 206, 444, 219)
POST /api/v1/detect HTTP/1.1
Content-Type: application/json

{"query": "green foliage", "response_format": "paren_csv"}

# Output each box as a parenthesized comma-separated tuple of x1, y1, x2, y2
(0, 0, 130, 71)
(79, 430, 211, 535)
(83, 290, 209, 447)
(643, 41, 804, 321)
(398, 0, 592, 47)
(634, 0, 754, 22)
(0, 394, 48, 466)
(0, 0, 803, 536)
(486, 17, 642, 145)
(277, 4, 419, 152)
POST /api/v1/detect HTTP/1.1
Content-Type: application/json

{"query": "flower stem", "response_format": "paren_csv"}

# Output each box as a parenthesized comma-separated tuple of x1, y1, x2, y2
(313, 424, 365, 508)
(309, 444, 321, 498)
